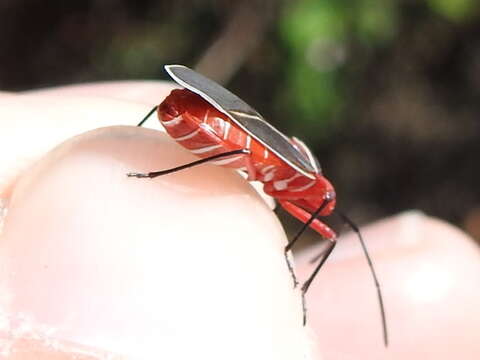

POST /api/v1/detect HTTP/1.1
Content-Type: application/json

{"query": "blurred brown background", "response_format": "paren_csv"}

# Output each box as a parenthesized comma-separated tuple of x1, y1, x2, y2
(1, 0, 479, 243)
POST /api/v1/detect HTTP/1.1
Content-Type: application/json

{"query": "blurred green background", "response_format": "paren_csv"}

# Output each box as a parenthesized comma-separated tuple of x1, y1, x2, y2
(1, 0, 479, 243)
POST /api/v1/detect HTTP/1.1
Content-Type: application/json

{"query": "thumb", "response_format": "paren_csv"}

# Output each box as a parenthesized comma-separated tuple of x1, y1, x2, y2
(0, 121, 320, 359)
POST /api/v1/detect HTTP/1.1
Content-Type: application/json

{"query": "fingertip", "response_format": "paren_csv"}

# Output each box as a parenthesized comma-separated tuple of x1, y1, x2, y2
(1, 126, 317, 359)
(0, 89, 171, 197)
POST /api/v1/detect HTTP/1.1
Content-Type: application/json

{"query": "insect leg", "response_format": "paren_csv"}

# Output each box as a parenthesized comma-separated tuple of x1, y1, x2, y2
(307, 242, 331, 264)
(137, 106, 158, 127)
(301, 240, 336, 325)
(278, 200, 336, 324)
(127, 149, 250, 178)
(277, 200, 334, 288)
(279, 200, 336, 251)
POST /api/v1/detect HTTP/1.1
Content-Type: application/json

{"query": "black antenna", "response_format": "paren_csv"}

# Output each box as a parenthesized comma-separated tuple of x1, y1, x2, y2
(337, 211, 388, 347)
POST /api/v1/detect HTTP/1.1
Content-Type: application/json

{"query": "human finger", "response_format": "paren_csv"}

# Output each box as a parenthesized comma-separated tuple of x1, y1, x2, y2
(0, 124, 319, 359)
(295, 211, 480, 359)
(0, 81, 175, 197)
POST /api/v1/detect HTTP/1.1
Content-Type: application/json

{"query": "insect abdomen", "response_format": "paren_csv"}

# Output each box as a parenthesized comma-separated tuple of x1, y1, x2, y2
(158, 89, 290, 180)
(158, 89, 252, 170)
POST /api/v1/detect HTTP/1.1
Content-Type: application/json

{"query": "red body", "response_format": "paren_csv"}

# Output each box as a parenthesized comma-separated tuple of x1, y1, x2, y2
(158, 89, 337, 240)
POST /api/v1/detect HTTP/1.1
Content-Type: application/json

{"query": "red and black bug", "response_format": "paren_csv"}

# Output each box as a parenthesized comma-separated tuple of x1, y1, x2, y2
(128, 65, 388, 346)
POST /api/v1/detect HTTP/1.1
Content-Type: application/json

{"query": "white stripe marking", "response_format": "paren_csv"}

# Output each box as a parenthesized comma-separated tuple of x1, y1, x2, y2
(245, 135, 252, 149)
(199, 122, 215, 135)
(273, 173, 301, 191)
(273, 181, 288, 191)
(260, 165, 275, 174)
(203, 109, 209, 123)
(173, 128, 201, 141)
(190, 144, 222, 154)
(223, 122, 231, 140)
(285, 173, 301, 183)
(289, 181, 316, 192)
(217, 118, 225, 132)
(162, 115, 183, 127)
(211, 155, 243, 166)
(264, 148, 269, 159)
(263, 169, 276, 182)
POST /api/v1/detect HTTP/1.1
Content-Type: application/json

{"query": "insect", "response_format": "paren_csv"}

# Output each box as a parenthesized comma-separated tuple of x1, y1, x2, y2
(128, 65, 388, 346)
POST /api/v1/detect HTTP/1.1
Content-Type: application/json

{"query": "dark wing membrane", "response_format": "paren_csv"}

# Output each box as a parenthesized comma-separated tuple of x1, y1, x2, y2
(165, 65, 316, 177)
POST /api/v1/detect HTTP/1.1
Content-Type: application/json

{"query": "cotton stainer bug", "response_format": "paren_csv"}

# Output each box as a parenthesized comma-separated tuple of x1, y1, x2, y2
(127, 65, 388, 346)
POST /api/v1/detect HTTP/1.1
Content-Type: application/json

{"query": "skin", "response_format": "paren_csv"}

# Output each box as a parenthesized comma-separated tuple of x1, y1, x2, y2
(0, 83, 479, 360)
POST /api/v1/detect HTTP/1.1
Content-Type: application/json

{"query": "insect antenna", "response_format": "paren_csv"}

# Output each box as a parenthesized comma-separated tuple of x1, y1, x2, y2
(137, 106, 158, 127)
(336, 211, 389, 347)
